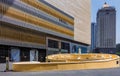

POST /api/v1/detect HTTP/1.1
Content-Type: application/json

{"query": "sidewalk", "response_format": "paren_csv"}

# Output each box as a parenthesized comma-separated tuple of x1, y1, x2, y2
(0, 67, 120, 76)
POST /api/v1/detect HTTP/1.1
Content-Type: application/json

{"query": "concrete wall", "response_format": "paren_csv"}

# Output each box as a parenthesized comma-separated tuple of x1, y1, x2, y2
(45, 0, 91, 45)
(13, 54, 120, 72)
(13, 59, 119, 72)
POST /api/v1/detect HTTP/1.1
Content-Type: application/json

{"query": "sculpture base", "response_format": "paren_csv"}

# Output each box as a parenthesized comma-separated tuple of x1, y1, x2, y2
(13, 54, 120, 72)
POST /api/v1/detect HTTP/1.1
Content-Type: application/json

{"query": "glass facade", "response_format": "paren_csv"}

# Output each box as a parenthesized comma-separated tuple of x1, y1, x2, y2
(48, 39, 59, 49)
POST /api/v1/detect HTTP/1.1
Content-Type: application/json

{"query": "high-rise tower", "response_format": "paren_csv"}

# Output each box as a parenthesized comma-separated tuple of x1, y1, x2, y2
(96, 2, 116, 53)
(91, 23, 97, 52)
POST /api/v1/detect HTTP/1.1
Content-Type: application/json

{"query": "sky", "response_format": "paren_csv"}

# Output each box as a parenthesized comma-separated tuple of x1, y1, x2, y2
(92, 0, 120, 44)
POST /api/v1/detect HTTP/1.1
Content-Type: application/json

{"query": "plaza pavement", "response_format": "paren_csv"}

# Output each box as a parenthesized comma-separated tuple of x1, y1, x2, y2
(0, 62, 120, 76)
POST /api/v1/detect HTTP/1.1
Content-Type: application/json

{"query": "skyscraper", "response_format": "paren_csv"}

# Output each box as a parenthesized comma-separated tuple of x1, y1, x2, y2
(96, 3, 116, 53)
(91, 23, 97, 52)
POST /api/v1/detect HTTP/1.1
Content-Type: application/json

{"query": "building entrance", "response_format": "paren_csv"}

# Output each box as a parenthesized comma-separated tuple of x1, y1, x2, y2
(20, 48, 30, 61)
(11, 48, 20, 62)
(30, 49, 38, 61)
(0, 46, 9, 63)
(38, 49, 46, 62)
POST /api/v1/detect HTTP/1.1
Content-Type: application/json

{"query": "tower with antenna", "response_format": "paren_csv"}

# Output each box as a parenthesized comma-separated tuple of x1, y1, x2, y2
(95, 2, 116, 54)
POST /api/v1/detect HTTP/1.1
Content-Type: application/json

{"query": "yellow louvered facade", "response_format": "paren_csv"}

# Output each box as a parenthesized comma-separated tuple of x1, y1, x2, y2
(0, 22, 46, 44)
(21, 0, 74, 25)
(0, 0, 90, 63)
(0, 3, 74, 37)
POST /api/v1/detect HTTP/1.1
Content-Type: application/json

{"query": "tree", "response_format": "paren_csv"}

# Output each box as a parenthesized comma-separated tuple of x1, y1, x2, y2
(116, 44, 120, 52)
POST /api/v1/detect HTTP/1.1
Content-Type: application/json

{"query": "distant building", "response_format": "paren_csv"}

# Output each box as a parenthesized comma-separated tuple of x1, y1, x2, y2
(95, 2, 116, 53)
(91, 23, 97, 52)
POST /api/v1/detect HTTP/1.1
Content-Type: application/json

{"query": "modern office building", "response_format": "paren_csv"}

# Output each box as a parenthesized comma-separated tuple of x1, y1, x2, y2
(0, 0, 91, 62)
(95, 3, 116, 53)
(91, 23, 97, 52)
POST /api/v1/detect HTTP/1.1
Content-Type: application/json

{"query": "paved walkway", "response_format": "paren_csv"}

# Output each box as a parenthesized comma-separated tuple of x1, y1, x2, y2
(0, 63, 120, 76)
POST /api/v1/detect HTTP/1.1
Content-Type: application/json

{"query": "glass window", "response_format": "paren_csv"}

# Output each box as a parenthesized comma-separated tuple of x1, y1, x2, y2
(61, 42, 70, 50)
(59, 19, 67, 24)
(48, 39, 58, 48)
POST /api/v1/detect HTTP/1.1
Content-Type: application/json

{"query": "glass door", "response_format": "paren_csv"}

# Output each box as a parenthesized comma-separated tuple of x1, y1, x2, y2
(11, 48, 20, 62)
(30, 49, 38, 61)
